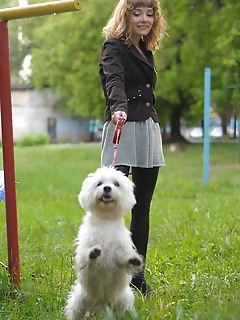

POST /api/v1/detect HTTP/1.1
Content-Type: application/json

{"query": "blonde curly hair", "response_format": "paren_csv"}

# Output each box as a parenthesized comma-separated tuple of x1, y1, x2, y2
(102, 0, 167, 52)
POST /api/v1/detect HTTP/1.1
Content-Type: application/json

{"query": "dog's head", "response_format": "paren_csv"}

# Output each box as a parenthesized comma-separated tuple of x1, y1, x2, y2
(78, 167, 136, 218)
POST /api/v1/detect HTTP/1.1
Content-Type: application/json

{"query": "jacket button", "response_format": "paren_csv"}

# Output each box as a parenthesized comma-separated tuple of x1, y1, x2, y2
(146, 102, 150, 107)
(146, 84, 150, 88)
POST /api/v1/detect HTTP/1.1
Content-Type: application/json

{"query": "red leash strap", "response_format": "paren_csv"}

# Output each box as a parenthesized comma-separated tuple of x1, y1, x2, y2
(111, 117, 125, 167)
(112, 117, 125, 144)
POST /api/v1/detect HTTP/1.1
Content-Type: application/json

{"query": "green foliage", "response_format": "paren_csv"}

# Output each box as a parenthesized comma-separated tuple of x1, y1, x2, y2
(2, 1, 239, 125)
(157, 0, 240, 122)
(0, 0, 17, 6)
(15, 133, 50, 147)
(26, 0, 114, 118)
(0, 143, 240, 319)
(0, 0, 29, 71)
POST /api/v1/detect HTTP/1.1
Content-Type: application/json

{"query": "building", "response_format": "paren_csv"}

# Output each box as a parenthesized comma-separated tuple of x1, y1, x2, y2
(0, 84, 91, 143)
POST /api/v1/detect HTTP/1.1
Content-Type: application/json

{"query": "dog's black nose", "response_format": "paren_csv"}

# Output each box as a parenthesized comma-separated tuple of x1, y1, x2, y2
(103, 186, 111, 193)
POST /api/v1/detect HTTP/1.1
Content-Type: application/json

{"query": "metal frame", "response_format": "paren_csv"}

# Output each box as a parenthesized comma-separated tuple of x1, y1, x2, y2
(0, 0, 81, 285)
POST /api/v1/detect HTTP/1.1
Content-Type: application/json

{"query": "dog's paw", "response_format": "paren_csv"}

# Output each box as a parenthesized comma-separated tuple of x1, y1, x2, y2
(89, 248, 101, 259)
(128, 257, 142, 266)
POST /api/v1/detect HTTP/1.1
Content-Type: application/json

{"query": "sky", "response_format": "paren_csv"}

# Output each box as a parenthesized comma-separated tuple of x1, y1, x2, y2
(18, 0, 30, 81)
(18, 0, 28, 6)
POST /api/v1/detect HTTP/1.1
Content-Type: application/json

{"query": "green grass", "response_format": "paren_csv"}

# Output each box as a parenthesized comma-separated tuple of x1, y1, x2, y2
(0, 142, 240, 319)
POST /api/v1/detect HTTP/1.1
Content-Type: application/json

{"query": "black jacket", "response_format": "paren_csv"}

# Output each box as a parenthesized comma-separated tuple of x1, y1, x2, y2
(99, 38, 159, 123)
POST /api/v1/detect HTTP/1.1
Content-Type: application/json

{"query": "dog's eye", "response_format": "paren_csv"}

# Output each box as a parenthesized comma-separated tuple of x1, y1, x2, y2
(114, 181, 120, 187)
(97, 182, 102, 187)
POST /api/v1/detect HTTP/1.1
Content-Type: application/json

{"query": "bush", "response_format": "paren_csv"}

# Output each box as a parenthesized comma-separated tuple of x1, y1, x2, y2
(15, 133, 50, 147)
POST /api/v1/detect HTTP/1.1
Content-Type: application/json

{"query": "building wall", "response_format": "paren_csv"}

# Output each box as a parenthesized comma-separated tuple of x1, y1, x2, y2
(0, 87, 91, 143)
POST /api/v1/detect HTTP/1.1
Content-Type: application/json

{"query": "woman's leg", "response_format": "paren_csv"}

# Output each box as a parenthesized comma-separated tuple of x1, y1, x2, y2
(130, 166, 159, 293)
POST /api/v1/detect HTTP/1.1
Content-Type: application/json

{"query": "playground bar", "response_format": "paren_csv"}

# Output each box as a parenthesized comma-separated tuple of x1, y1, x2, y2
(0, 0, 81, 21)
(0, 0, 81, 285)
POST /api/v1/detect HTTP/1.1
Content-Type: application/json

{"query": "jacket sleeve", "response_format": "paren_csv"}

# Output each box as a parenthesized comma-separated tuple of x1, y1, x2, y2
(100, 40, 128, 116)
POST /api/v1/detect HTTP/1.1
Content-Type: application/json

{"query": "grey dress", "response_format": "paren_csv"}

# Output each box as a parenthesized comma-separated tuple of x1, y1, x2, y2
(101, 117, 165, 168)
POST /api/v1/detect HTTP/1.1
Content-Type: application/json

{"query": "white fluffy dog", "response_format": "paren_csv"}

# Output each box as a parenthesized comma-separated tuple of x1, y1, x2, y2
(65, 167, 143, 320)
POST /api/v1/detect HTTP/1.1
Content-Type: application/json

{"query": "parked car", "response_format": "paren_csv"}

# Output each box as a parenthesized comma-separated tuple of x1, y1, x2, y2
(227, 127, 239, 138)
(189, 127, 203, 139)
(210, 127, 223, 139)
(93, 129, 103, 142)
(189, 126, 223, 139)
(227, 117, 240, 138)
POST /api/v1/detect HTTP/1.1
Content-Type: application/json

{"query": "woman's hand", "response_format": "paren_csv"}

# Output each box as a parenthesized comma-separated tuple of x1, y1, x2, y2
(111, 111, 127, 124)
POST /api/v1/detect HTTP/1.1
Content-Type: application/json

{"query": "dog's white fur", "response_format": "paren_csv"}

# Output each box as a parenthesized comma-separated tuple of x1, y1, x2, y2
(65, 167, 143, 320)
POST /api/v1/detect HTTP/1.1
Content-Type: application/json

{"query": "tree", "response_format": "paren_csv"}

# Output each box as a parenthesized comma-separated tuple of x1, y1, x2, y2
(158, 0, 240, 142)
(25, 0, 113, 117)
(0, 0, 29, 74)
(3, 0, 239, 141)
(212, 1, 240, 136)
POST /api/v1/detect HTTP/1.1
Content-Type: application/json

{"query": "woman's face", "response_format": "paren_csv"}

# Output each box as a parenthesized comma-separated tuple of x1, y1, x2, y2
(128, 6, 154, 38)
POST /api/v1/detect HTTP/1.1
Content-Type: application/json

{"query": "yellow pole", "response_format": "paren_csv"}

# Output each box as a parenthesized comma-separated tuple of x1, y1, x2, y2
(0, 0, 81, 21)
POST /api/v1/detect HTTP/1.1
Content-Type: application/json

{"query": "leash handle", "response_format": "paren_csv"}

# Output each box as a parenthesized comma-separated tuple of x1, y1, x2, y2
(112, 117, 125, 144)
(111, 117, 125, 167)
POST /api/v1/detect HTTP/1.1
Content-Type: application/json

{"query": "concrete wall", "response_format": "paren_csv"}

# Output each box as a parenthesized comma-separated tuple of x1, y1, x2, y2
(0, 87, 91, 143)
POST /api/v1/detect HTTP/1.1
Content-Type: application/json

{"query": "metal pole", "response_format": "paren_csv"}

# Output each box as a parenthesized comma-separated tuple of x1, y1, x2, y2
(0, 21, 20, 285)
(203, 68, 211, 184)
(0, 0, 81, 21)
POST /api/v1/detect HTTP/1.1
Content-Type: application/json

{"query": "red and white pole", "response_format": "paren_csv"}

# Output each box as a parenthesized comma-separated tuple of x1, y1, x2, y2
(0, 20, 20, 285)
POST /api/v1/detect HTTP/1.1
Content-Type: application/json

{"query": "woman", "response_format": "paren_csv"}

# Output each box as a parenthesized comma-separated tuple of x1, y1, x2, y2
(99, 0, 167, 294)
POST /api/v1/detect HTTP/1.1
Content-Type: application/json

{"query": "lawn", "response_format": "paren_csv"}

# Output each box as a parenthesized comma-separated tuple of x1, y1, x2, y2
(0, 142, 240, 319)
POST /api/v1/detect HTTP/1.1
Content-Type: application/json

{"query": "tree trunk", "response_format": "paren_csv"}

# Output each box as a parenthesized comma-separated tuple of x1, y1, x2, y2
(169, 107, 188, 144)
(233, 112, 238, 139)
(220, 115, 228, 136)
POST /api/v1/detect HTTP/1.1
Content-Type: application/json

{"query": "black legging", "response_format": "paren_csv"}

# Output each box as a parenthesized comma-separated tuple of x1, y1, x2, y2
(115, 165, 159, 259)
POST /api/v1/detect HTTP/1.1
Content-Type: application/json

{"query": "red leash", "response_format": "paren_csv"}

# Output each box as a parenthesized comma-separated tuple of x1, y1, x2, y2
(111, 117, 125, 167)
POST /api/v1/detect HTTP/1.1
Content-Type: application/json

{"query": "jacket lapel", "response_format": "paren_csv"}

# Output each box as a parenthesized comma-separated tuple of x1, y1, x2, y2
(128, 44, 154, 69)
